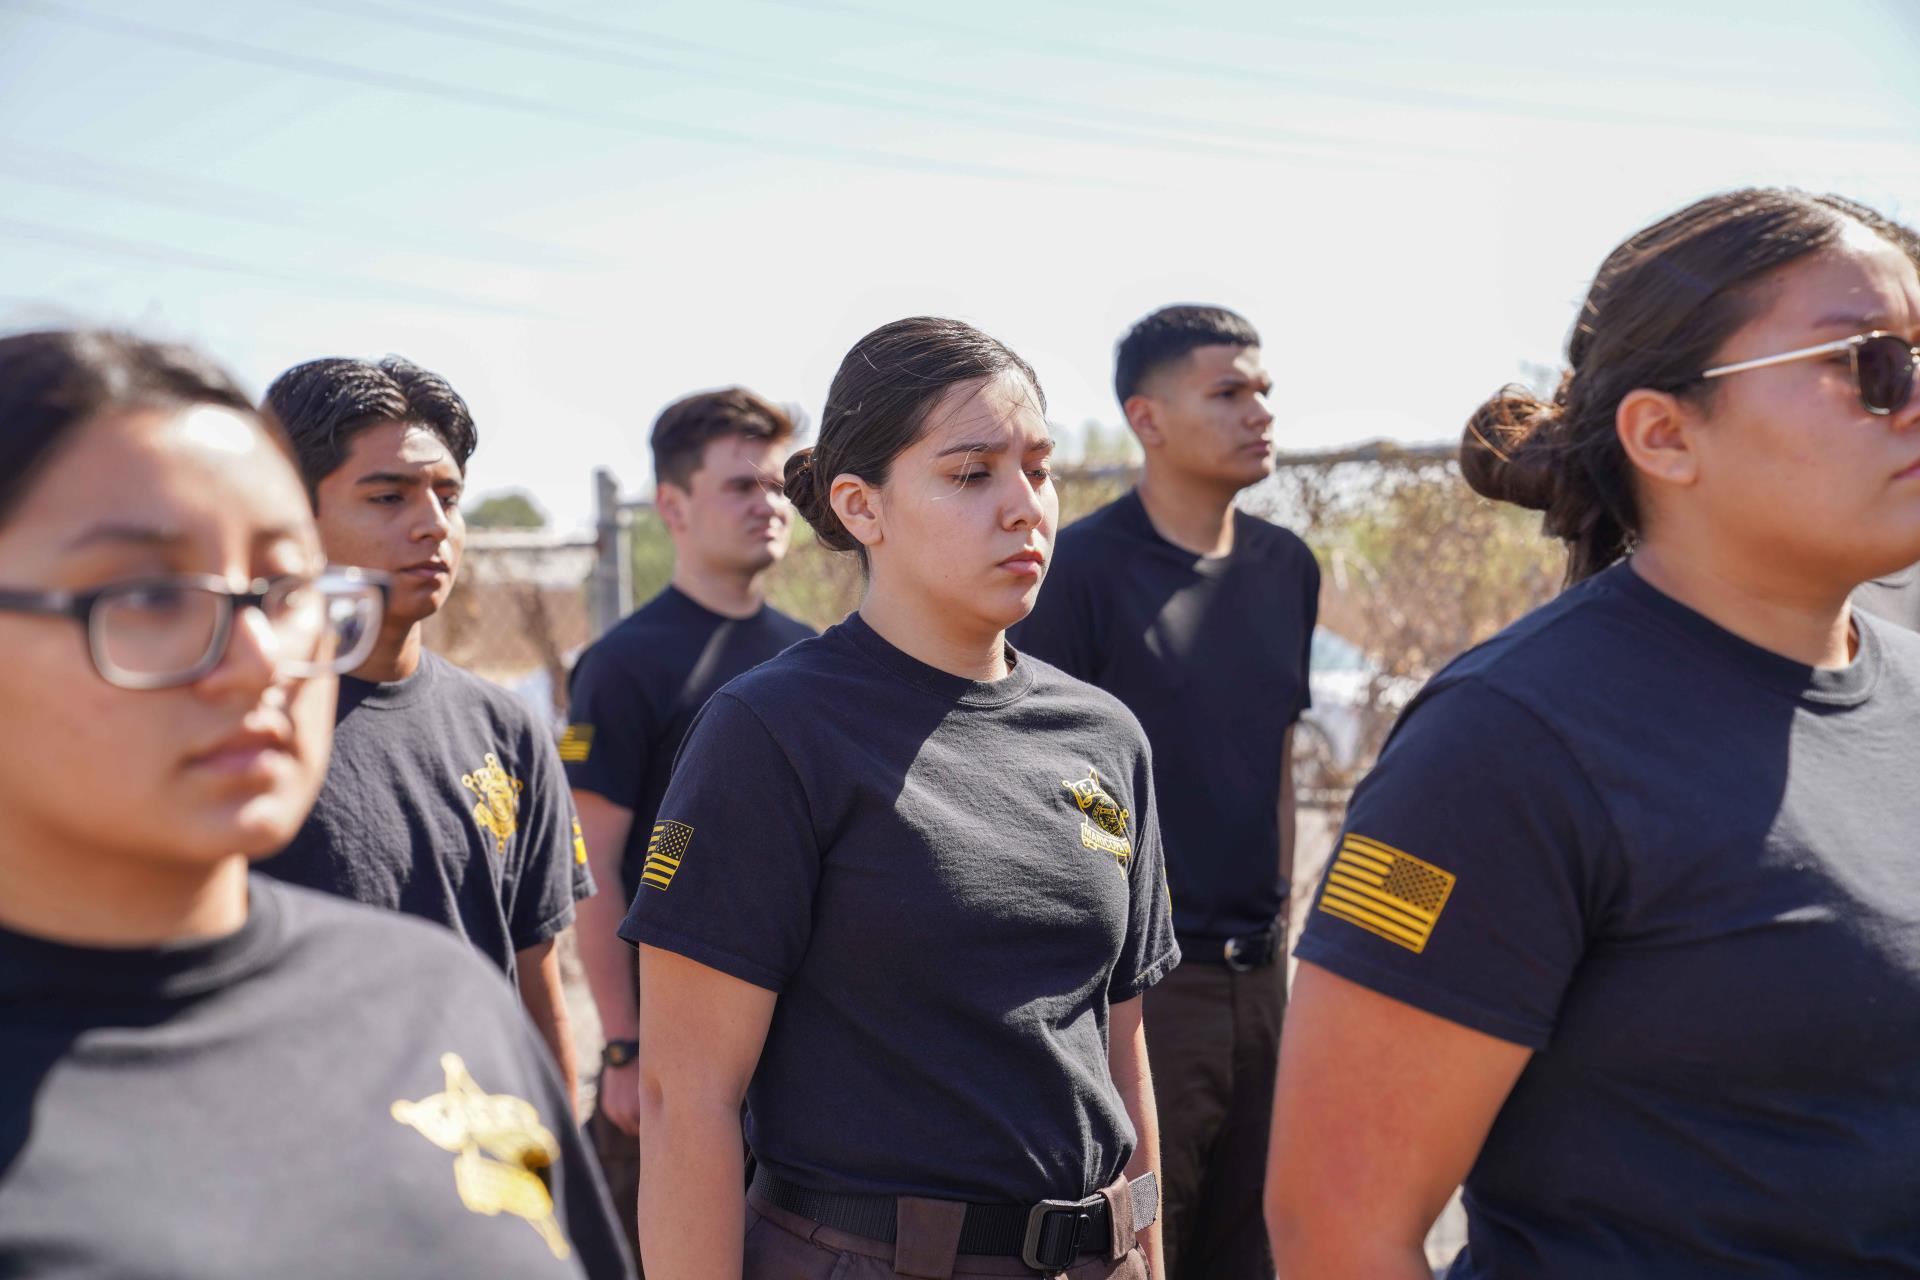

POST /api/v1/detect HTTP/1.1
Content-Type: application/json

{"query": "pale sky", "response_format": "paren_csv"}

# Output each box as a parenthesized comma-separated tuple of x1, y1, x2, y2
(4, 0, 1917, 530)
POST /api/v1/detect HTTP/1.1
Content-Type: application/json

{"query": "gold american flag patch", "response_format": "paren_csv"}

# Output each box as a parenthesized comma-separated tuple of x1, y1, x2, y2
(639, 820, 694, 891)
(557, 724, 593, 763)
(1317, 833, 1455, 954)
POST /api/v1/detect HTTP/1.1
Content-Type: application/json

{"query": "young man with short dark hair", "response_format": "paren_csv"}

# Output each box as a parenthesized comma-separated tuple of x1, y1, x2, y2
(563, 386, 814, 1255)
(256, 356, 594, 1114)
(1013, 305, 1319, 1279)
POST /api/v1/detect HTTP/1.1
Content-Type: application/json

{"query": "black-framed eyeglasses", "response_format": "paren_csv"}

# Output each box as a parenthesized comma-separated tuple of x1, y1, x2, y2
(1698, 330, 1920, 417)
(0, 567, 388, 691)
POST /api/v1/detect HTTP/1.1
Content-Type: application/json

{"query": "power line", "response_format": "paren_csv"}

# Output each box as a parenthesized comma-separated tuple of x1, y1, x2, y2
(0, 213, 565, 319)
(292, 0, 1450, 173)
(759, 0, 1920, 145)
(388, 0, 1486, 164)
(2, 0, 1140, 190)
(0, 140, 613, 273)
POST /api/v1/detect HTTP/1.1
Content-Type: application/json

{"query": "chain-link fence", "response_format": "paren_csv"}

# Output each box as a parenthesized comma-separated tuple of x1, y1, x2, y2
(430, 447, 1566, 810)
(422, 529, 600, 720)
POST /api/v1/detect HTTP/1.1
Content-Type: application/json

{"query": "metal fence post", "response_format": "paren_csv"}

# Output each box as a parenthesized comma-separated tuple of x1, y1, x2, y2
(590, 467, 631, 638)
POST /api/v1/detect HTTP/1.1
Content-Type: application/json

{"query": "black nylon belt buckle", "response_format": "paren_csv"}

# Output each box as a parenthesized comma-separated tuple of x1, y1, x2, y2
(1022, 1192, 1105, 1271)
(1223, 922, 1276, 972)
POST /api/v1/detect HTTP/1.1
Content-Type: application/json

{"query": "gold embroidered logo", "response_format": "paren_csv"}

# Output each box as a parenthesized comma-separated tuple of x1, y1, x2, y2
(461, 752, 524, 854)
(640, 820, 694, 891)
(1062, 768, 1131, 869)
(391, 1053, 570, 1260)
(1317, 833, 1456, 954)
(558, 723, 592, 763)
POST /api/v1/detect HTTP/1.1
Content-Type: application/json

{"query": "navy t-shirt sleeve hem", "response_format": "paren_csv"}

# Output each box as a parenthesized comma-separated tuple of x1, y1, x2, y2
(512, 900, 576, 951)
(1111, 942, 1181, 1002)
(1292, 936, 1551, 1051)
(621, 919, 789, 994)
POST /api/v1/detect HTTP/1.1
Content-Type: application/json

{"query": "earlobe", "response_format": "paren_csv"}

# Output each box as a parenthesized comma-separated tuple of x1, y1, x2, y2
(830, 475, 883, 550)
(1617, 388, 1700, 489)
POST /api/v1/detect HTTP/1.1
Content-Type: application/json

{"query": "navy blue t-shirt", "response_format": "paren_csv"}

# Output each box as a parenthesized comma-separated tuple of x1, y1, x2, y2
(0, 878, 632, 1278)
(1012, 489, 1319, 937)
(259, 651, 592, 984)
(1296, 561, 1920, 1277)
(562, 586, 813, 901)
(619, 613, 1180, 1205)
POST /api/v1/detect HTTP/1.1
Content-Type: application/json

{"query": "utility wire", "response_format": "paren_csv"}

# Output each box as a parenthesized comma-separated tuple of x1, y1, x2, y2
(387, 0, 1494, 163)
(761, 0, 1920, 144)
(0, 214, 567, 320)
(2, 0, 1140, 190)
(292, 0, 1449, 172)
(0, 140, 613, 273)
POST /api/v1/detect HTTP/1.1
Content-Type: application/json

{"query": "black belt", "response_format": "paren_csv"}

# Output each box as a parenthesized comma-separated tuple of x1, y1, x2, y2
(750, 1165, 1158, 1272)
(1178, 921, 1282, 971)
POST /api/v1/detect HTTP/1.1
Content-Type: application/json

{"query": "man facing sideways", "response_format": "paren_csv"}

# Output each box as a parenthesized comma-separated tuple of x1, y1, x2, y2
(256, 356, 594, 1114)
(563, 388, 813, 1253)
(1012, 305, 1319, 1279)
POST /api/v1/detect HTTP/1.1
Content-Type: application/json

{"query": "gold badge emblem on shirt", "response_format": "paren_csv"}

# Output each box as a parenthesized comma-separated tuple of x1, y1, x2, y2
(1062, 768, 1131, 870)
(558, 723, 592, 763)
(461, 752, 524, 854)
(391, 1052, 571, 1260)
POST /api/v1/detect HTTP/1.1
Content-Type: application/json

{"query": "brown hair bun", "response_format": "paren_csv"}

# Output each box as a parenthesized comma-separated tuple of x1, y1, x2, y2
(1460, 385, 1561, 513)
(782, 445, 860, 553)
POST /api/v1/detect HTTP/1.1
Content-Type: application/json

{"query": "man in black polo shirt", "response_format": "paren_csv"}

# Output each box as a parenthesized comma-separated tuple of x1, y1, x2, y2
(1012, 305, 1318, 1279)
(563, 387, 814, 1249)
(257, 356, 594, 1115)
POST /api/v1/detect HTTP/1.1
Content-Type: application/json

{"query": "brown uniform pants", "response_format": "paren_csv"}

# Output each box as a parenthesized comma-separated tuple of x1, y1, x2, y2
(1143, 957, 1287, 1280)
(586, 1076, 643, 1276)
(743, 1183, 1152, 1280)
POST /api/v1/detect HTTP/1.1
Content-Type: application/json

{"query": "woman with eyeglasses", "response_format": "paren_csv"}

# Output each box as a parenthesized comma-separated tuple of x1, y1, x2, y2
(0, 330, 631, 1278)
(1267, 188, 1920, 1278)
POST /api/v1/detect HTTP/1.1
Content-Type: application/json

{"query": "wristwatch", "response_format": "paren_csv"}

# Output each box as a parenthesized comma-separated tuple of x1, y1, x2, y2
(601, 1039, 639, 1069)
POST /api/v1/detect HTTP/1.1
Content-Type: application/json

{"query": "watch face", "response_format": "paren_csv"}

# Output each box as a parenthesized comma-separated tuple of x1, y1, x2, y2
(603, 1041, 638, 1068)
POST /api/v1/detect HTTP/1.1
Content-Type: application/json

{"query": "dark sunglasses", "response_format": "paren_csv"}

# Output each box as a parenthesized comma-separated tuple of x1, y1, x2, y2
(1699, 331, 1919, 416)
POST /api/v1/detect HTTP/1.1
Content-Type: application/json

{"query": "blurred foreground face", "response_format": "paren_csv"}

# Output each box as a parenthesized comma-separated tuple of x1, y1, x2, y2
(1141, 343, 1276, 488)
(1684, 225, 1920, 585)
(870, 370, 1058, 635)
(673, 434, 793, 575)
(312, 420, 465, 626)
(0, 406, 334, 867)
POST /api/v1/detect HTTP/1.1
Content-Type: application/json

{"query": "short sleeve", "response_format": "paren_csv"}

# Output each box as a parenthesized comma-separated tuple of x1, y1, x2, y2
(1295, 549, 1321, 717)
(1292, 678, 1617, 1050)
(562, 643, 658, 813)
(505, 725, 583, 950)
(617, 693, 820, 993)
(1011, 550, 1102, 681)
(1109, 747, 1180, 1002)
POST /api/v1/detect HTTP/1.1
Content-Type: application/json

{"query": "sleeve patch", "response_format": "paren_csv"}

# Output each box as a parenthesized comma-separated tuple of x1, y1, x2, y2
(639, 820, 695, 891)
(1316, 833, 1455, 954)
(558, 724, 593, 763)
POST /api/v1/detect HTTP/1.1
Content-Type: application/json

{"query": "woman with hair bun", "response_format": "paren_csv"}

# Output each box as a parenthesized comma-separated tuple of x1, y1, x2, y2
(1267, 189, 1920, 1277)
(621, 317, 1176, 1279)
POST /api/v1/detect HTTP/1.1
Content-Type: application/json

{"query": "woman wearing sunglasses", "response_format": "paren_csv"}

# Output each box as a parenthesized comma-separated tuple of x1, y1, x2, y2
(1268, 188, 1920, 1278)
(0, 330, 631, 1278)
